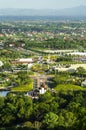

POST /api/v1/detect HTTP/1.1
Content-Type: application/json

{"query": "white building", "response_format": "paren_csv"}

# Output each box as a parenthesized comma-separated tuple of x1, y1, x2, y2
(39, 87, 46, 94)
(12, 58, 33, 65)
(81, 80, 86, 87)
(0, 61, 3, 67)
(19, 58, 33, 63)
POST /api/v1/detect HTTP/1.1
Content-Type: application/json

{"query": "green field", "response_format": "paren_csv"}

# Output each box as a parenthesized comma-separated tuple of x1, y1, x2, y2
(55, 84, 86, 91)
(11, 82, 33, 92)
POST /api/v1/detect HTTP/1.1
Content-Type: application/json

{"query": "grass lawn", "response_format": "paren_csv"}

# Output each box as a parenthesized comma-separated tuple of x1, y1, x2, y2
(55, 84, 86, 91)
(11, 82, 33, 92)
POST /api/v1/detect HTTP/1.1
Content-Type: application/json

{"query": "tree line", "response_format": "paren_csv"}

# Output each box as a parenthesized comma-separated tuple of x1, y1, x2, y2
(0, 90, 86, 130)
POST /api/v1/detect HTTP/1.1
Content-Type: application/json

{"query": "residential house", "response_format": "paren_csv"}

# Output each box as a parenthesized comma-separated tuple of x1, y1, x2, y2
(81, 80, 86, 87)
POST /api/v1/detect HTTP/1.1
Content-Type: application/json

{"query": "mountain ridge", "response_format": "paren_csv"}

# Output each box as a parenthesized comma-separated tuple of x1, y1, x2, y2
(0, 6, 86, 16)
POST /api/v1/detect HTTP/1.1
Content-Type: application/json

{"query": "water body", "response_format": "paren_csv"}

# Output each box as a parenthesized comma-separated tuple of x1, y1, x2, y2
(0, 91, 9, 97)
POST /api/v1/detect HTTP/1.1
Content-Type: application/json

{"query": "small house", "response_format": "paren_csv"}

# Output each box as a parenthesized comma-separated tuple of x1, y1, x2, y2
(81, 80, 86, 87)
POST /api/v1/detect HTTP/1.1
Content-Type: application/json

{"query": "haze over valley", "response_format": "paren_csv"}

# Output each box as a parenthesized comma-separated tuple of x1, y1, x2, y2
(0, 6, 86, 16)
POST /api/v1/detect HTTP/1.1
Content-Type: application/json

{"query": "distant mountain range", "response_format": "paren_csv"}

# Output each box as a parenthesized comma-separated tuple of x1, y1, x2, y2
(0, 6, 86, 16)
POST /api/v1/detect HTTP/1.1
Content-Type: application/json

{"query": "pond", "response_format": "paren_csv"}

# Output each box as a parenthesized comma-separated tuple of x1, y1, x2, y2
(0, 91, 10, 97)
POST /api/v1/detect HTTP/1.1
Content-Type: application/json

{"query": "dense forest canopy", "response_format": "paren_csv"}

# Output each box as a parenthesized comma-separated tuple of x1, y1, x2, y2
(0, 90, 86, 130)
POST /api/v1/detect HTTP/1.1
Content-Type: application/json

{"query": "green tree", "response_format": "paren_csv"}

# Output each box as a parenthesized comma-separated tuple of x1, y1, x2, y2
(42, 112, 58, 129)
(0, 97, 4, 110)
(77, 67, 86, 76)
(58, 110, 77, 128)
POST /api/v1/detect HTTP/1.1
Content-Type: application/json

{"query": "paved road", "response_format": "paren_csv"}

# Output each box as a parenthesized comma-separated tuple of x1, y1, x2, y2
(30, 75, 54, 79)
(30, 74, 54, 88)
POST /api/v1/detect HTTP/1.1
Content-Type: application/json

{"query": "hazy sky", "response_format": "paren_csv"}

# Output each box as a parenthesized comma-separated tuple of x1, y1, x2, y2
(0, 0, 85, 9)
